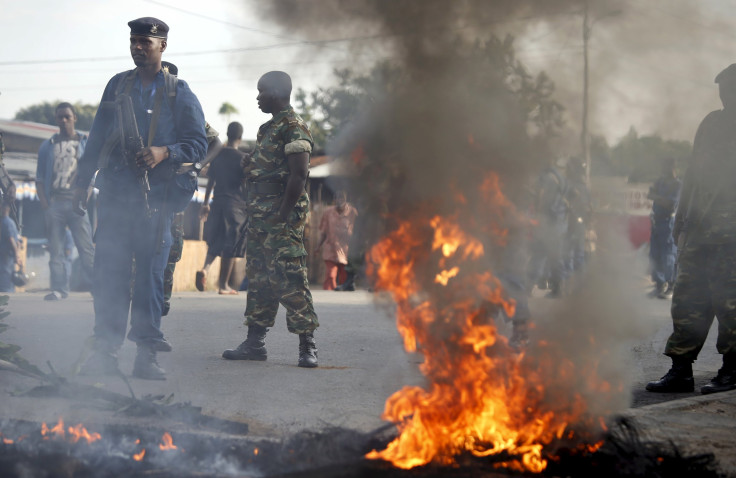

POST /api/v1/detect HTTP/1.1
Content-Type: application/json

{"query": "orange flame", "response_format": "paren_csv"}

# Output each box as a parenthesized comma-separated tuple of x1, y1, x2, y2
(159, 432, 177, 451)
(2, 438, 13, 445)
(39, 418, 101, 444)
(41, 418, 66, 439)
(365, 172, 607, 471)
(133, 449, 146, 461)
(67, 423, 102, 444)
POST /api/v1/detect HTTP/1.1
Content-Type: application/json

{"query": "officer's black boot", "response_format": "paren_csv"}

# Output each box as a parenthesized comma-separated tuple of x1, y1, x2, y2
(80, 348, 120, 376)
(645, 356, 694, 393)
(79, 337, 120, 376)
(701, 353, 736, 395)
(298, 332, 318, 368)
(222, 325, 268, 361)
(132, 345, 166, 381)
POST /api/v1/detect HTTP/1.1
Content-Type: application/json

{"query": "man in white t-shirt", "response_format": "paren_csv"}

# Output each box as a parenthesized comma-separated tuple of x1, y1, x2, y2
(36, 102, 95, 301)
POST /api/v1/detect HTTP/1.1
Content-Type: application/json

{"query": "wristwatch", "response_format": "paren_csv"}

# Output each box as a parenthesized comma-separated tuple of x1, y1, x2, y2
(193, 162, 203, 173)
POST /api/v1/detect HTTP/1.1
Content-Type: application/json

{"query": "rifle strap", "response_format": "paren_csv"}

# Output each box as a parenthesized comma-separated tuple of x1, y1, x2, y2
(119, 68, 165, 147)
(147, 86, 165, 148)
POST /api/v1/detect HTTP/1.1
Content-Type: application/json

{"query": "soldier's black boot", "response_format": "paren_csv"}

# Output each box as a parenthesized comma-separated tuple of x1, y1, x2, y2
(298, 332, 318, 368)
(335, 273, 355, 291)
(162, 300, 171, 317)
(701, 353, 736, 395)
(132, 345, 166, 381)
(222, 325, 268, 361)
(645, 357, 694, 393)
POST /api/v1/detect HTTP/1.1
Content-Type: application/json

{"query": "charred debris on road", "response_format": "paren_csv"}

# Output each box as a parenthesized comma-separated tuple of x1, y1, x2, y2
(0, 415, 723, 478)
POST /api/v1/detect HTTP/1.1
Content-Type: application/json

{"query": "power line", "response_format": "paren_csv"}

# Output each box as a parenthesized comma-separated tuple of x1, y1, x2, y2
(0, 9, 585, 67)
(0, 42, 308, 67)
(144, 0, 295, 40)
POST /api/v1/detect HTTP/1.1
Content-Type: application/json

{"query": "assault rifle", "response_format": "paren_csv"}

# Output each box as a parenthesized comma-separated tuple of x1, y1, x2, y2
(116, 94, 152, 216)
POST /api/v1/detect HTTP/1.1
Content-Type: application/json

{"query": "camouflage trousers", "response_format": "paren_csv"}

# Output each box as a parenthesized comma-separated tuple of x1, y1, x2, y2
(243, 220, 319, 334)
(163, 213, 185, 306)
(665, 242, 736, 360)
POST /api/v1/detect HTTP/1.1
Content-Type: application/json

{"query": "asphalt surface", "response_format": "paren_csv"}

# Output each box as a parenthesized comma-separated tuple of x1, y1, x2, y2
(1, 284, 735, 476)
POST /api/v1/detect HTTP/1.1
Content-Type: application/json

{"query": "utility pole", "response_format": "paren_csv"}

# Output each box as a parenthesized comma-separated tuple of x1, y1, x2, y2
(581, 2, 620, 186)
(582, 1, 591, 185)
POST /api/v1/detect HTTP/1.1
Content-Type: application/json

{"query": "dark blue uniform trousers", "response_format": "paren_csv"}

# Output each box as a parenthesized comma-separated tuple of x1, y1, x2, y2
(92, 193, 172, 350)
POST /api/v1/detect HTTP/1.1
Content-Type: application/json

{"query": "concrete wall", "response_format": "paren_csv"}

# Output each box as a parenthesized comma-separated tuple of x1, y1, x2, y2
(172, 240, 246, 292)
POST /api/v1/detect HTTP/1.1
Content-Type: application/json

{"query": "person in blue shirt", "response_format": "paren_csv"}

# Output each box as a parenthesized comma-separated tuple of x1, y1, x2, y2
(647, 158, 681, 299)
(72, 17, 207, 380)
(36, 102, 95, 301)
(0, 199, 21, 293)
(526, 157, 570, 298)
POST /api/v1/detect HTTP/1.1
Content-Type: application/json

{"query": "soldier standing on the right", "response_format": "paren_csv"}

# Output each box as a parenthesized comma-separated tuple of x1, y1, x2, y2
(646, 63, 736, 395)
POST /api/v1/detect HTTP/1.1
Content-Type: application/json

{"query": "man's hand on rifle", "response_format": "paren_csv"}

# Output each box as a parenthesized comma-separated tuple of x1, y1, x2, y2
(136, 146, 169, 170)
(72, 187, 88, 216)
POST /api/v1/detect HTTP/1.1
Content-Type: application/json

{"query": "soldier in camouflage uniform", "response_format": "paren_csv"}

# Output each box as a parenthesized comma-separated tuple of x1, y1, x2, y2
(159, 62, 222, 316)
(162, 119, 221, 316)
(646, 64, 736, 395)
(222, 71, 319, 368)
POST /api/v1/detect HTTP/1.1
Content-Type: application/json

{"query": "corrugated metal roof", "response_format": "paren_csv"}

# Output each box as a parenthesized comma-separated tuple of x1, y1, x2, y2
(0, 118, 59, 139)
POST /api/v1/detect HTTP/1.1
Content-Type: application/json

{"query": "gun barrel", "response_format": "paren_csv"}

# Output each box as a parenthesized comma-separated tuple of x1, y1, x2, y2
(117, 94, 153, 216)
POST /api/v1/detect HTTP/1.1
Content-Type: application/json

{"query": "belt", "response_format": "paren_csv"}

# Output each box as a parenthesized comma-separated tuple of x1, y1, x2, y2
(248, 182, 284, 195)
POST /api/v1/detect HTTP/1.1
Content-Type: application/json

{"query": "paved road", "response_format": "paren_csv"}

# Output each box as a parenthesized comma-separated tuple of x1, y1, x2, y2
(0, 281, 723, 419)
(1, 290, 422, 436)
(1, 283, 734, 473)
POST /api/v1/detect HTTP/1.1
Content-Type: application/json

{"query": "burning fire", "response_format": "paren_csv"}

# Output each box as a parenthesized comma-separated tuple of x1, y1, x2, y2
(365, 172, 608, 472)
(40, 418, 101, 444)
(159, 432, 177, 450)
(0, 420, 186, 464)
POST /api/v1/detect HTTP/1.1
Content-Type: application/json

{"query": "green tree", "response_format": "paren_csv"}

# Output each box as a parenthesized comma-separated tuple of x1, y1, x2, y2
(14, 101, 98, 131)
(218, 102, 239, 124)
(294, 63, 403, 152)
(610, 127, 691, 182)
(589, 134, 613, 176)
(295, 35, 565, 154)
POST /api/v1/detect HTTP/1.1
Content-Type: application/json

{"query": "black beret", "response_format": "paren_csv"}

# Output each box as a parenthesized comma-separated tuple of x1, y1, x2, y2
(715, 63, 736, 84)
(128, 17, 169, 39)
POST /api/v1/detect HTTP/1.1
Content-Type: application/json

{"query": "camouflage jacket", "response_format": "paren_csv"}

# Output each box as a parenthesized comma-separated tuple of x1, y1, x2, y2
(676, 109, 736, 244)
(246, 106, 314, 256)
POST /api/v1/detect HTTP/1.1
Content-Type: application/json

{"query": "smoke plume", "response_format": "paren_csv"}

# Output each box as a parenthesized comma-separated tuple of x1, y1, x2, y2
(253, 0, 660, 464)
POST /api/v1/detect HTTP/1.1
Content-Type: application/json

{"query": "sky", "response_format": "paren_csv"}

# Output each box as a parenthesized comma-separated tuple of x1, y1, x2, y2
(1, 0, 735, 145)
(0, 0, 350, 140)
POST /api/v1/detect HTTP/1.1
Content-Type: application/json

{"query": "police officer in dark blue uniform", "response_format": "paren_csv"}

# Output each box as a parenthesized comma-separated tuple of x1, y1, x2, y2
(647, 158, 681, 299)
(73, 17, 207, 380)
